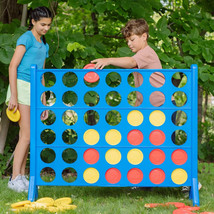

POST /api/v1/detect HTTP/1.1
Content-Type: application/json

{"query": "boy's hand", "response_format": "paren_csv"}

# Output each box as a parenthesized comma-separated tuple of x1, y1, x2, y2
(91, 58, 110, 70)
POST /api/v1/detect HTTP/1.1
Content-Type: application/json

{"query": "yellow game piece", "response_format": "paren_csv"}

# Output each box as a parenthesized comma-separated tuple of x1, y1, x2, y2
(105, 149, 121, 165)
(83, 168, 99, 184)
(6, 107, 21, 122)
(171, 168, 188, 184)
(30, 202, 47, 208)
(11, 200, 31, 208)
(83, 129, 100, 145)
(127, 110, 144, 126)
(47, 206, 59, 212)
(127, 149, 143, 165)
(149, 110, 166, 126)
(10, 207, 27, 212)
(63, 204, 77, 210)
(54, 197, 72, 206)
(36, 197, 54, 206)
(105, 129, 122, 145)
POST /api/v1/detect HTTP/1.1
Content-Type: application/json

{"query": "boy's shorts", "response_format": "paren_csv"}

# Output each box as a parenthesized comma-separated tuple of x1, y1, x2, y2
(5, 79, 30, 106)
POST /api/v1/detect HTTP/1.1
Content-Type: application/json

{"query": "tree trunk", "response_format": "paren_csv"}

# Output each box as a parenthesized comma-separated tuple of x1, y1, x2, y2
(91, 12, 99, 35)
(21, 4, 28, 27)
(198, 85, 203, 144)
(202, 91, 208, 123)
(0, 0, 23, 154)
(0, 0, 23, 24)
(0, 104, 10, 154)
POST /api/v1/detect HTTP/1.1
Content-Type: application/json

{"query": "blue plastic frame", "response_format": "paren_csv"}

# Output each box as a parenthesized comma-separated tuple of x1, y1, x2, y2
(28, 64, 199, 206)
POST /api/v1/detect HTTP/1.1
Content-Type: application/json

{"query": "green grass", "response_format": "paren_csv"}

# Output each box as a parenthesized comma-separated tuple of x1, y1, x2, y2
(1, 162, 214, 214)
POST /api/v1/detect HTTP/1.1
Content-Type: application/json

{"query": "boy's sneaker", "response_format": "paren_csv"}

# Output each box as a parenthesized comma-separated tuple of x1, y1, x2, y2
(181, 182, 202, 194)
(8, 174, 27, 193)
(21, 175, 29, 189)
(198, 182, 202, 190)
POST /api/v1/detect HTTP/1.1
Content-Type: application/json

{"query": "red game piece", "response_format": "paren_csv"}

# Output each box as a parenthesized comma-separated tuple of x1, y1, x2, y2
(165, 202, 186, 208)
(83, 64, 100, 83)
(173, 209, 196, 214)
(105, 168, 121, 184)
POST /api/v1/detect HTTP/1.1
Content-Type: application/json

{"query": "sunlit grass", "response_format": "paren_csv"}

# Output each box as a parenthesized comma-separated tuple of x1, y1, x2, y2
(1, 162, 214, 214)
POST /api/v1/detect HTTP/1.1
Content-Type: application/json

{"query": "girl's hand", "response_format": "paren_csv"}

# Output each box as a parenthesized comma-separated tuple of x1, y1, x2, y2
(40, 110, 49, 121)
(91, 58, 110, 70)
(8, 96, 18, 112)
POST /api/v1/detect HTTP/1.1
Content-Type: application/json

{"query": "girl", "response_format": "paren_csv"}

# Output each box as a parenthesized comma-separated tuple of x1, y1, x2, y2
(6, 6, 52, 192)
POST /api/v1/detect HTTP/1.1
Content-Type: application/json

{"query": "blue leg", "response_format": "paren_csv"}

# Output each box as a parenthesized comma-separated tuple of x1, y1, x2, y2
(190, 177, 199, 206)
(28, 176, 37, 202)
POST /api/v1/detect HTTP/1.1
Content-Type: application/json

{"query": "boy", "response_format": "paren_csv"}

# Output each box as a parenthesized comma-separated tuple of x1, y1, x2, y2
(91, 18, 165, 107)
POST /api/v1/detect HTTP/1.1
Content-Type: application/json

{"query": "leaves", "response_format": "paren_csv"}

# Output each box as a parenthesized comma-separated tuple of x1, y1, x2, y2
(202, 48, 212, 62)
(67, 42, 85, 52)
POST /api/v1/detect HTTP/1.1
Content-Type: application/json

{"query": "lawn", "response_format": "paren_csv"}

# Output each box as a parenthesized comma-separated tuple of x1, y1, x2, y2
(0, 162, 213, 214)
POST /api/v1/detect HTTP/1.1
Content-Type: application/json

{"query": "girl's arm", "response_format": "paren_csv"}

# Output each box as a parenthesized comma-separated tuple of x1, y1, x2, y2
(91, 57, 137, 70)
(8, 45, 26, 112)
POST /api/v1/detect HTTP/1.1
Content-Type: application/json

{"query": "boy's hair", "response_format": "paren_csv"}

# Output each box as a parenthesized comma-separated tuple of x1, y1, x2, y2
(122, 19, 149, 39)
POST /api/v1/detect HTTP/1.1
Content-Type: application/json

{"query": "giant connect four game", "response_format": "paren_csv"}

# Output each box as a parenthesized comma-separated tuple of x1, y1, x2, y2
(28, 64, 199, 206)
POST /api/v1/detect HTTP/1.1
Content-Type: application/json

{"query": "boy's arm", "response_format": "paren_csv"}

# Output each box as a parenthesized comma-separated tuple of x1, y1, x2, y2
(91, 57, 137, 69)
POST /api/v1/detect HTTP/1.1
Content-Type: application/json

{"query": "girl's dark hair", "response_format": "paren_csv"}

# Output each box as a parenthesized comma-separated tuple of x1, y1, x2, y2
(28, 6, 52, 44)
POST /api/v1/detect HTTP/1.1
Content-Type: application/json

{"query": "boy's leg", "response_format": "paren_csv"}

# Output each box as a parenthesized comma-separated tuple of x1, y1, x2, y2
(12, 104, 30, 179)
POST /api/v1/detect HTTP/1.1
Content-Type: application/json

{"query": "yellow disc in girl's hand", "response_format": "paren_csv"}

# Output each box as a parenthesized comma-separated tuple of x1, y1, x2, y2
(6, 108, 21, 122)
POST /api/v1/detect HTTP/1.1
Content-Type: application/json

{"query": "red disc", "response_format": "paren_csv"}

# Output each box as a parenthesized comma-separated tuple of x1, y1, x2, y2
(83, 63, 95, 69)
(200, 212, 214, 214)
(127, 168, 143, 184)
(84, 71, 100, 83)
(105, 168, 121, 184)
(127, 129, 143, 145)
(165, 202, 186, 208)
(173, 209, 197, 214)
(149, 149, 165, 165)
(171, 149, 188, 165)
(83, 64, 100, 83)
(149, 130, 165, 145)
(149, 169, 165, 184)
(182, 206, 200, 211)
(83, 148, 99, 164)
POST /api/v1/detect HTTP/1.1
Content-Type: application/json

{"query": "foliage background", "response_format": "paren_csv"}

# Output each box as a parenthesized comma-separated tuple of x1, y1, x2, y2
(0, 0, 213, 175)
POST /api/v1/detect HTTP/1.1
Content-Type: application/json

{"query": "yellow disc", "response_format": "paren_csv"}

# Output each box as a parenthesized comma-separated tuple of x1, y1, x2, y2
(6, 108, 21, 122)
(83, 129, 99, 145)
(171, 168, 188, 184)
(105, 149, 121, 165)
(127, 110, 144, 126)
(11, 200, 31, 208)
(127, 149, 143, 165)
(149, 110, 166, 126)
(83, 168, 99, 184)
(105, 129, 122, 145)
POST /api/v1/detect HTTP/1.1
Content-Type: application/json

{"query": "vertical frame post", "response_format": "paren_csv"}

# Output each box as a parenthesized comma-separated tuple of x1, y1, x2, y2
(190, 64, 199, 206)
(28, 64, 38, 201)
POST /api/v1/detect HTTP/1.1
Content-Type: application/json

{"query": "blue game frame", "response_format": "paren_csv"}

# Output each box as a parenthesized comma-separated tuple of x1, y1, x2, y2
(28, 64, 199, 206)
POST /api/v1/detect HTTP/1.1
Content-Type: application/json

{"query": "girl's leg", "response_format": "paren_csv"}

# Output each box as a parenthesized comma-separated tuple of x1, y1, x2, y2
(12, 104, 30, 179)
(20, 145, 29, 175)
